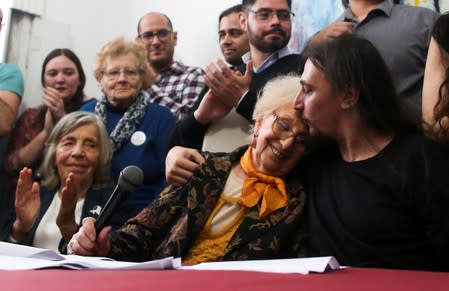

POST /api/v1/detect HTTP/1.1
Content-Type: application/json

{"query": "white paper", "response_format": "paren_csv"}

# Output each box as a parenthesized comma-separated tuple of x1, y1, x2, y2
(0, 242, 337, 273)
(0, 242, 181, 270)
(181, 256, 340, 274)
(0, 241, 66, 260)
(0, 254, 181, 270)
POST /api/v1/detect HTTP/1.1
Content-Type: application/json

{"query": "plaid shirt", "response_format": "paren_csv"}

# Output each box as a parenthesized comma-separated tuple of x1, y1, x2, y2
(147, 61, 205, 120)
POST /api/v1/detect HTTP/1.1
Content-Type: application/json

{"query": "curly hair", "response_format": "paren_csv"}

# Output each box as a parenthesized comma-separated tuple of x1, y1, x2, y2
(430, 13, 449, 141)
(93, 37, 147, 82)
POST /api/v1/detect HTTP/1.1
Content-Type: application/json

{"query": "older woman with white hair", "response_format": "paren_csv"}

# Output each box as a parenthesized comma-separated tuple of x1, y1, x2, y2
(1, 111, 119, 251)
(69, 74, 309, 264)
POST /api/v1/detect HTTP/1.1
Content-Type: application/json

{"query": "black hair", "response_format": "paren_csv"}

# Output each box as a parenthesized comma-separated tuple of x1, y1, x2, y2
(302, 33, 420, 135)
(430, 13, 449, 140)
(219, 4, 242, 23)
(241, 0, 291, 11)
(41, 48, 86, 113)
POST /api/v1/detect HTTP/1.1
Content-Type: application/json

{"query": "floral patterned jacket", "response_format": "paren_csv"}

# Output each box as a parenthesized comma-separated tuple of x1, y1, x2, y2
(108, 146, 307, 262)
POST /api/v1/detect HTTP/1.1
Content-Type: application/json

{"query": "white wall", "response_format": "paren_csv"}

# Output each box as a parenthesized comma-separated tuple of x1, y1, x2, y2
(441, 0, 449, 11)
(20, 0, 239, 107)
(0, 0, 14, 61)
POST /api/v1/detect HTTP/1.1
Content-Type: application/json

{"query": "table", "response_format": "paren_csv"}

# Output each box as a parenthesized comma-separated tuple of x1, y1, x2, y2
(1, 267, 448, 291)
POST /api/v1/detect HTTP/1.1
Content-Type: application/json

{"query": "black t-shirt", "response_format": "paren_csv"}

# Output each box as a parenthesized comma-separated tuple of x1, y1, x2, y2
(305, 134, 449, 271)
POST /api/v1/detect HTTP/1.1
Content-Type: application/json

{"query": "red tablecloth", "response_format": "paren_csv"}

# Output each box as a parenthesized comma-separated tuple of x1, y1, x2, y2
(1, 267, 448, 291)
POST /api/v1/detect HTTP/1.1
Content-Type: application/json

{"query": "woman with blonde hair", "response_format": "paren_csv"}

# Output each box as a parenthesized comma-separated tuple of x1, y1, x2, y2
(81, 37, 176, 221)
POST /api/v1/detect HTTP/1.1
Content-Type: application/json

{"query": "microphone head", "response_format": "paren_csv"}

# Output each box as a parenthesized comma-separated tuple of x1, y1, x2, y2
(118, 165, 144, 192)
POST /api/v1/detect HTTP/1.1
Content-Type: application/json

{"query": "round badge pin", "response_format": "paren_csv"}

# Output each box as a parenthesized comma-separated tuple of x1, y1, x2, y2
(131, 131, 146, 146)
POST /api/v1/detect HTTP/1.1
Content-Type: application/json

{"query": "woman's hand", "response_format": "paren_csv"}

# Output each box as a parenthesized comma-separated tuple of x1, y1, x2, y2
(56, 173, 79, 242)
(43, 108, 54, 135)
(11, 168, 41, 241)
(67, 217, 111, 257)
(43, 87, 66, 121)
(308, 21, 353, 46)
(194, 89, 234, 124)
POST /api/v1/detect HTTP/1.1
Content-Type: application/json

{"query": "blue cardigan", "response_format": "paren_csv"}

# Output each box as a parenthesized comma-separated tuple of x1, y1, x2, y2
(81, 99, 176, 221)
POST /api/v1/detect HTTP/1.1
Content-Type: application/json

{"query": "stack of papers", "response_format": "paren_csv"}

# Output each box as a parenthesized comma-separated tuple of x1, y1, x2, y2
(181, 256, 340, 274)
(0, 242, 341, 274)
(0, 242, 180, 270)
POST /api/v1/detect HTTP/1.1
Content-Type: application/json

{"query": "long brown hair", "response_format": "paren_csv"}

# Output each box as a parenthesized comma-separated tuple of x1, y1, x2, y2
(430, 13, 449, 141)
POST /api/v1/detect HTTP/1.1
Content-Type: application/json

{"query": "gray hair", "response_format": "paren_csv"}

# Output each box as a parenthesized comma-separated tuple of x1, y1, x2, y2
(39, 111, 113, 190)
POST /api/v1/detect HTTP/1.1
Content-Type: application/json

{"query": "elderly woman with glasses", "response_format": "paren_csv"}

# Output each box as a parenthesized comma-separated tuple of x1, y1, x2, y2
(1, 111, 120, 251)
(81, 37, 176, 222)
(68, 74, 309, 264)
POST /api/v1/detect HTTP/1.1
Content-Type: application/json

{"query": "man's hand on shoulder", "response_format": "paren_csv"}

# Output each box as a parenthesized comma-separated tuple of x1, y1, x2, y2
(165, 146, 205, 187)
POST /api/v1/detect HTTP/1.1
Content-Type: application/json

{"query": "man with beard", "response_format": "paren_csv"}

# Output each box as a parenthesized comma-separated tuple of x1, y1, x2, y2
(168, 0, 303, 166)
(295, 34, 449, 271)
(137, 12, 206, 120)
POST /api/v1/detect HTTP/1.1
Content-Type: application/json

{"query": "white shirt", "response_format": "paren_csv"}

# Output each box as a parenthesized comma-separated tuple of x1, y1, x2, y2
(33, 192, 85, 252)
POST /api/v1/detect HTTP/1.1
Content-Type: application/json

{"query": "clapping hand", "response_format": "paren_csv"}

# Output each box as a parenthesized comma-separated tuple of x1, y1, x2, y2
(43, 87, 66, 122)
(204, 59, 253, 107)
(56, 173, 79, 242)
(11, 168, 41, 241)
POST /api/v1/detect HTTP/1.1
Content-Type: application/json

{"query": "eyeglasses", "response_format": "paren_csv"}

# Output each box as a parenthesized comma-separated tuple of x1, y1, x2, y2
(103, 68, 140, 80)
(272, 112, 306, 148)
(138, 29, 172, 43)
(247, 8, 294, 22)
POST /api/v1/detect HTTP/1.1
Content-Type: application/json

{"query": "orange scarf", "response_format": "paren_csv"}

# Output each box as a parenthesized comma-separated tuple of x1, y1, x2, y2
(240, 147, 288, 217)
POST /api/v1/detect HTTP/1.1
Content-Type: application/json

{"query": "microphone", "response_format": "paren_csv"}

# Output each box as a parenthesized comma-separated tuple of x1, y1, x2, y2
(95, 165, 144, 232)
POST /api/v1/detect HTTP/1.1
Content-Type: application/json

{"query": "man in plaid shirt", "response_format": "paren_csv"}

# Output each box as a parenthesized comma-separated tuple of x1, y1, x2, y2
(137, 12, 206, 120)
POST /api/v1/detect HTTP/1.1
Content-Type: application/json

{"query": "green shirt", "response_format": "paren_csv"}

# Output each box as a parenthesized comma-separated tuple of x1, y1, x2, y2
(0, 63, 24, 98)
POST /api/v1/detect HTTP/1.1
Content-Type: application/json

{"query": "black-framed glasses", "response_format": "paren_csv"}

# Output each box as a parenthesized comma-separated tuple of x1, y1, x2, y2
(247, 8, 294, 22)
(138, 29, 172, 43)
(272, 112, 306, 148)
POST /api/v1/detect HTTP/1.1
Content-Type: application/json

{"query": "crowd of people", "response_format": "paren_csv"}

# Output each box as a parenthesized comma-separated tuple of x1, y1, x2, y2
(1, 0, 449, 272)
